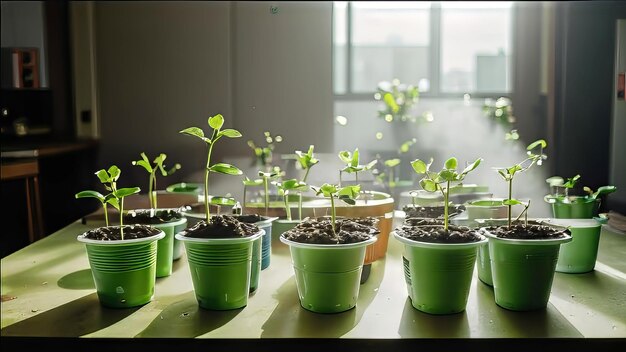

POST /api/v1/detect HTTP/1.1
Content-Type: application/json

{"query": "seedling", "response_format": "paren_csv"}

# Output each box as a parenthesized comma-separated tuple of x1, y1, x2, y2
(248, 131, 282, 171)
(376, 158, 401, 191)
(310, 183, 360, 238)
(132, 152, 181, 209)
(546, 174, 616, 203)
(493, 139, 547, 229)
(272, 179, 308, 221)
(295, 145, 319, 219)
(411, 157, 482, 231)
(338, 148, 377, 186)
(375, 79, 419, 122)
(180, 113, 243, 222)
(242, 176, 264, 212)
(75, 165, 140, 240)
(258, 170, 280, 216)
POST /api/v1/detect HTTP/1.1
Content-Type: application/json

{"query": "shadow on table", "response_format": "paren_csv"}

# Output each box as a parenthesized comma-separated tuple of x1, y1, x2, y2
(57, 269, 95, 290)
(473, 277, 583, 338)
(135, 291, 242, 338)
(260, 258, 386, 338)
(398, 298, 471, 338)
(1, 293, 138, 337)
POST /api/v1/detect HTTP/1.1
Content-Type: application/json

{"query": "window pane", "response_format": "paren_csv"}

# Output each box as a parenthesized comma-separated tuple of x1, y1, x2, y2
(350, 2, 431, 93)
(440, 2, 513, 93)
(333, 2, 348, 95)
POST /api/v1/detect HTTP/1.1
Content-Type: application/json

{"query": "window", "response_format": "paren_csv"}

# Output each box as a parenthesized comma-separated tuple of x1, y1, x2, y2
(333, 1, 514, 97)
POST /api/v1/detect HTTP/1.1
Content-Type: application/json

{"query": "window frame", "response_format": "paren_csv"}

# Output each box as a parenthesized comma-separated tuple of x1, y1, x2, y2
(333, 1, 515, 100)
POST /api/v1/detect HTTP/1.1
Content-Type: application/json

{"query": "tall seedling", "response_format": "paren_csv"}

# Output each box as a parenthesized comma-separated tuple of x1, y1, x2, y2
(180, 114, 243, 222)
(132, 152, 181, 210)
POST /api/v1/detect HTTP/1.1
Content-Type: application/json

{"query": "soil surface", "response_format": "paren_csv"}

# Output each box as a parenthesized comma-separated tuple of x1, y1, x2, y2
(482, 224, 570, 240)
(179, 215, 260, 239)
(403, 204, 465, 219)
(232, 214, 266, 224)
(125, 208, 184, 225)
(282, 217, 379, 244)
(83, 225, 162, 241)
(395, 222, 483, 244)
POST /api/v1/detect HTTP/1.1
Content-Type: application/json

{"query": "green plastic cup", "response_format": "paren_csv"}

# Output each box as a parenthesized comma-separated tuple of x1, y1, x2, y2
(172, 219, 189, 261)
(548, 219, 602, 273)
(482, 230, 572, 311)
(393, 231, 487, 315)
(176, 230, 263, 310)
(152, 217, 187, 277)
(280, 236, 377, 314)
(549, 197, 600, 218)
(78, 229, 165, 308)
(477, 242, 493, 286)
(249, 235, 262, 293)
(271, 219, 300, 242)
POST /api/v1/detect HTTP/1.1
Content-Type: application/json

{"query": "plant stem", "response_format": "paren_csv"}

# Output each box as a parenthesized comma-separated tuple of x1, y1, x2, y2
(205, 131, 217, 222)
(284, 192, 292, 221)
(508, 178, 513, 230)
(302, 168, 311, 183)
(330, 194, 336, 238)
(120, 197, 124, 240)
(264, 177, 269, 217)
(298, 192, 303, 220)
(149, 171, 157, 209)
(443, 180, 450, 231)
(103, 204, 109, 227)
(243, 185, 247, 215)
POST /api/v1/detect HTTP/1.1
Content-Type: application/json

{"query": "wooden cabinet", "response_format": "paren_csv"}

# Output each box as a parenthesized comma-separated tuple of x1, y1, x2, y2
(0, 48, 40, 89)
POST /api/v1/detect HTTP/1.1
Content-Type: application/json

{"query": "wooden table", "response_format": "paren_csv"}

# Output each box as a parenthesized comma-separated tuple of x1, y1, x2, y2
(1, 213, 624, 350)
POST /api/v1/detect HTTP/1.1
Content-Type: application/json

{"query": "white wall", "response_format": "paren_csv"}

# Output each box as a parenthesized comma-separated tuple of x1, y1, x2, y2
(232, 2, 333, 155)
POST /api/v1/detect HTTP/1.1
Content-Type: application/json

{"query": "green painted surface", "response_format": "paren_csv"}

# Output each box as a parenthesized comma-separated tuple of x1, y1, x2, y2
(1, 219, 625, 338)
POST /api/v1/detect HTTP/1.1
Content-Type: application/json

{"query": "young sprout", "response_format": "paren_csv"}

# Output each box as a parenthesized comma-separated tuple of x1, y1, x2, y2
(583, 185, 617, 200)
(295, 145, 319, 219)
(258, 170, 280, 216)
(242, 176, 264, 212)
(248, 131, 282, 171)
(272, 179, 308, 221)
(180, 113, 243, 222)
(493, 139, 547, 229)
(75, 165, 140, 240)
(338, 148, 378, 186)
(310, 183, 361, 238)
(132, 152, 181, 210)
(411, 157, 482, 231)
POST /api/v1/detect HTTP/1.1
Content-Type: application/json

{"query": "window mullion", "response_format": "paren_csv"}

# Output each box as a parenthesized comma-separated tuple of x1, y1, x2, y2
(347, 2, 353, 94)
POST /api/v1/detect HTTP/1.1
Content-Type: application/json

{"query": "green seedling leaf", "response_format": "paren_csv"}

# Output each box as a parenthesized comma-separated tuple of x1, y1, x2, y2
(338, 185, 361, 199)
(106, 196, 120, 211)
(383, 93, 399, 114)
(461, 158, 482, 175)
(338, 150, 352, 164)
(527, 139, 547, 151)
(503, 199, 522, 206)
(439, 169, 458, 182)
(75, 190, 105, 202)
(179, 127, 211, 143)
(420, 178, 438, 192)
(364, 159, 378, 171)
(95, 169, 110, 183)
(583, 186, 593, 196)
(384, 159, 401, 168)
(108, 165, 120, 180)
(132, 159, 152, 173)
(209, 163, 243, 175)
(209, 196, 237, 206)
(445, 157, 457, 170)
(563, 174, 580, 188)
(219, 129, 242, 138)
(208, 114, 224, 130)
(114, 187, 141, 198)
(411, 159, 428, 174)
(593, 185, 617, 199)
(295, 145, 319, 170)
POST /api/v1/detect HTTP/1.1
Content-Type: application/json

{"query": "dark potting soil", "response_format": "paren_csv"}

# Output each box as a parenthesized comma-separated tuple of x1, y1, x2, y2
(483, 224, 570, 240)
(179, 215, 260, 239)
(403, 217, 444, 226)
(125, 208, 184, 225)
(403, 204, 465, 219)
(282, 217, 379, 244)
(395, 223, 483, 244)
(232, 214, 265, 224)
(83, 225, 162, 241)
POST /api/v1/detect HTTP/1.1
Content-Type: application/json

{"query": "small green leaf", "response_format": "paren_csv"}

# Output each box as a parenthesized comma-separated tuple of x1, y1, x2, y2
(383, 93, 399, 114)
(338, 195, 356, 205)
(338, 185, 361, 199)
(108, 165, 121, 180)
(593, 185, 617, 199)
(219, 129, 242, 138)
(132, 159, 152, 173)
(114, 187, 141, 198)
(363, 159, 378, 171)
(439, 169, 458, 182)
(411, 159, 427, 174)
(351, 149, 360, 168)
(384, 159, 401, 168)
(503, 199, 522, 206)
(420, 179, 438, 192)
(444, 157, 458, 170)
(527, 139, 547, 151)
(106, 196, 120, 210)
(208, 114, 224, 130)
(243, 176, 263, 186)
(338, 150, 352, 164)
(209, 196, 237, 206)
(461, 158, 482, 175)
(95, 169, 110, 184)
(75, 190, 105, 202)
(209, 163, 243, 175)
